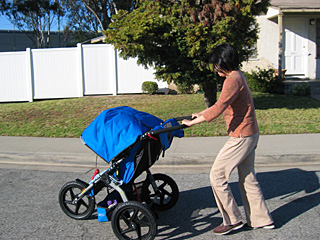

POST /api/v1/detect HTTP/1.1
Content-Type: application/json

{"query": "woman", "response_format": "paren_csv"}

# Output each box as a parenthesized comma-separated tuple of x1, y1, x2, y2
(182, 44, 274, 235)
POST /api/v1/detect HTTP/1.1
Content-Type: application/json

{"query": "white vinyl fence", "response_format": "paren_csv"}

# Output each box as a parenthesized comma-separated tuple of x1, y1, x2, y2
(0, 44, 167, 102)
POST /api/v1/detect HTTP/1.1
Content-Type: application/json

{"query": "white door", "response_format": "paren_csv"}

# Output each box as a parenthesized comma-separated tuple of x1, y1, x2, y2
(283, 18, 308, 76)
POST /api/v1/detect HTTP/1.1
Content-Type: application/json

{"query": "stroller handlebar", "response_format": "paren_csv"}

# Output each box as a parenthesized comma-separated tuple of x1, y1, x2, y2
(174, 116, 193, 121)
(143, 116, 193, 137)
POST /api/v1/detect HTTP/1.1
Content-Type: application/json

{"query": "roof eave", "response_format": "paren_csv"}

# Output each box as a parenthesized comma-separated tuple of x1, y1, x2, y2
(267, 6, 320, 19)
(281, 9, 320, 13)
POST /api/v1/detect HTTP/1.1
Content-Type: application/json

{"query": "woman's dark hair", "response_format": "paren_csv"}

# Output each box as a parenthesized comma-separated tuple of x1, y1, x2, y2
(208, 43, 239, 72)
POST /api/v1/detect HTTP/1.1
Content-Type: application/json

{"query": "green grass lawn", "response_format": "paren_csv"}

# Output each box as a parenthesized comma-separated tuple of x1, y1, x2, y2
(0, 93, 319, 138)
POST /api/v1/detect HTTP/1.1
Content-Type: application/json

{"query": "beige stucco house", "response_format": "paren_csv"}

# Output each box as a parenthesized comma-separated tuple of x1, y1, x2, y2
(243, 0, 320, 80)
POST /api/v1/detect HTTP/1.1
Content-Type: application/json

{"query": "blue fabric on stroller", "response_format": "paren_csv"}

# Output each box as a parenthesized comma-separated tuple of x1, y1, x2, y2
(152, 118, 184, 149)
(81, 106, 163, 163)
(81, 106, 184, 184)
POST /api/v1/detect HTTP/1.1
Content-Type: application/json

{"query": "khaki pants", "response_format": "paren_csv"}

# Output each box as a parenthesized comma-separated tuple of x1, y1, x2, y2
(210, 133, 273, 227)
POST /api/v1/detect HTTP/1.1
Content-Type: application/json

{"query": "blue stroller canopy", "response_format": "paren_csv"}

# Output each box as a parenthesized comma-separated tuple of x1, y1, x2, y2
(81, 106, 164, 163)
(81, 106, 184, 183)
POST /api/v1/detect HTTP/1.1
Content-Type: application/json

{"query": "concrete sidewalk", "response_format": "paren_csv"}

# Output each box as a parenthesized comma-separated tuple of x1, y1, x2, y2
(0, 134, 319, 173)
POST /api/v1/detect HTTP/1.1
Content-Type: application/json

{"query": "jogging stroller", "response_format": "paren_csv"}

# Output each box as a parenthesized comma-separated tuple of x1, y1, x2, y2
(58, 106, 191, 240)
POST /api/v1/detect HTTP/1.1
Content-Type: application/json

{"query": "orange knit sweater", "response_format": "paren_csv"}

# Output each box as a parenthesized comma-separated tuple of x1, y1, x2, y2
(202, 70, 259, 138)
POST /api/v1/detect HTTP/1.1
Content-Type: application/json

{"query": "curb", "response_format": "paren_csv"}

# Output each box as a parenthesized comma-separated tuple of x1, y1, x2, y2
(1, 152, 319, 173)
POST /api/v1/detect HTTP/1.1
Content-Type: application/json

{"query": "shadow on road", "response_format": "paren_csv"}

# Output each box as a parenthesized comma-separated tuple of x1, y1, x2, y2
(156, 168, 320, 239)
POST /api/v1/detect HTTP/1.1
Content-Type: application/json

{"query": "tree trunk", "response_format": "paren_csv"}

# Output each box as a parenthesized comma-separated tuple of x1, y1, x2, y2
(202, 81, 217, 108)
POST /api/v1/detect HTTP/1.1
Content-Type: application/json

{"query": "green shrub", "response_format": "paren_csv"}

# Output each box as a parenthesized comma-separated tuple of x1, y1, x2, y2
(245, 68, 284, 94)
(290, 83, 311, 96)
(142, 81, 158, 94)
(176, 82, 194, 94)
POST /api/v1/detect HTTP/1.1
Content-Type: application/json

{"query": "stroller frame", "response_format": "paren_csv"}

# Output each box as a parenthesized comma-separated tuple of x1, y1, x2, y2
(73, 147, 160, 205)
(59, 113, 191, 240)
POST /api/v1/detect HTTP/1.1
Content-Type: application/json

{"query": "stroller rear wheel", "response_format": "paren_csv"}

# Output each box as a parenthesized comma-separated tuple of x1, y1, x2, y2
(143, 173, 179, 211)
(111, 201, 157, 240)
(59, 181, 95, 220)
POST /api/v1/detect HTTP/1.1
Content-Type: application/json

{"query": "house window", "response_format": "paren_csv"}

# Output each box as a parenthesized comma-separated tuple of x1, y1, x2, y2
(317, 19, 320, 58)
(248, 41, 258, 60)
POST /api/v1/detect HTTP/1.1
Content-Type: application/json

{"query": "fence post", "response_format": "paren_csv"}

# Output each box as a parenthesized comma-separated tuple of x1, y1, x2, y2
(26, 48, 34, 102)
(112, 48, 118, 96)
(77, 43, 84, 97)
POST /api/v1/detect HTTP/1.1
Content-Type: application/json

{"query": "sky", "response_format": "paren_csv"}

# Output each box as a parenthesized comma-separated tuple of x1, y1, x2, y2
(0, 15, 64, 31)
(0, 15, 14, 30)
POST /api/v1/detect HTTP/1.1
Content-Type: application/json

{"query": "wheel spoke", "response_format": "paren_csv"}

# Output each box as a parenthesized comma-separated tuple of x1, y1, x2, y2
(157, 181, 173, 201)
(135, 217, 152, 228)
(69, 188, 75, 199)
(120, 226, 132, 235)
(132, 210, 150, 240)
(136, 224, 142, 240)
(160, 194, 165, 205)
(118, 210, 138, 236)
(130, 209, 139, 223)
(75, 203, 81, 214)
(79, 199, 89, 209)
(120, 211, 131, 227)
(158, 181, 167, 190)
(158, 182, 172, 197)
(161, 188, 172, 197)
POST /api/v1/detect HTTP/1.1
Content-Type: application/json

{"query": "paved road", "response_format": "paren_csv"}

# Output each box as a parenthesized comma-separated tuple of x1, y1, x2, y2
(0, 167, 319, 240)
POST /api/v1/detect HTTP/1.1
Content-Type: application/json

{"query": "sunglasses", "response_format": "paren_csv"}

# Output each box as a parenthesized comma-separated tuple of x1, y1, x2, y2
(214, 65, 222, 72)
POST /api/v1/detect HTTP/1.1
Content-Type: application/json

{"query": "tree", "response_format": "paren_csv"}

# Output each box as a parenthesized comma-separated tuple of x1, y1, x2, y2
(0, 1, 138, 47)
(61, 0, 137, 43)
(105, 0, 270, 107)
(1, 0, 62, 48)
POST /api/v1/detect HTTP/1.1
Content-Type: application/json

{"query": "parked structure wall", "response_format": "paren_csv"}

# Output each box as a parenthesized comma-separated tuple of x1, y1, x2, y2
(0, 30, 74, 52)
(0, 44, 167, 103)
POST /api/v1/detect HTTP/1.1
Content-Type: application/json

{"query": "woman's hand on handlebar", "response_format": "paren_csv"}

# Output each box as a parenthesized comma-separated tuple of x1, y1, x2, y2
(182, 114, 206, 127)
(192, 113, 202, 119)
(181, 119, 193, 126)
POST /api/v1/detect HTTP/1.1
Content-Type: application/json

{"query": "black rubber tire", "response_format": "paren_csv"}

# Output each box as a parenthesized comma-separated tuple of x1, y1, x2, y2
(143, 173, 179, 211)
(58, 181, 95, 220)
(111, 201, 157, 240)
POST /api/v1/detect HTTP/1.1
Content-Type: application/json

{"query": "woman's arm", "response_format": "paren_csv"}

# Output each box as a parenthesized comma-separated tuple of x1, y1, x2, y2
(182, 74, 241, 127)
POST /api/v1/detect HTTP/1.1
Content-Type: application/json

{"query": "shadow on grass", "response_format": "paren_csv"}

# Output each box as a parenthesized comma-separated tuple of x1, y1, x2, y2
(156, 168, 320, 239)
(253, 93, 320, 110)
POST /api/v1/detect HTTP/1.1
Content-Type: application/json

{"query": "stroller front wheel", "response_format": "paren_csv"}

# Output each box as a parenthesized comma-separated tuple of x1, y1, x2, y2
(59, 181, 95, 220)
(111, 201, 157, 240)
